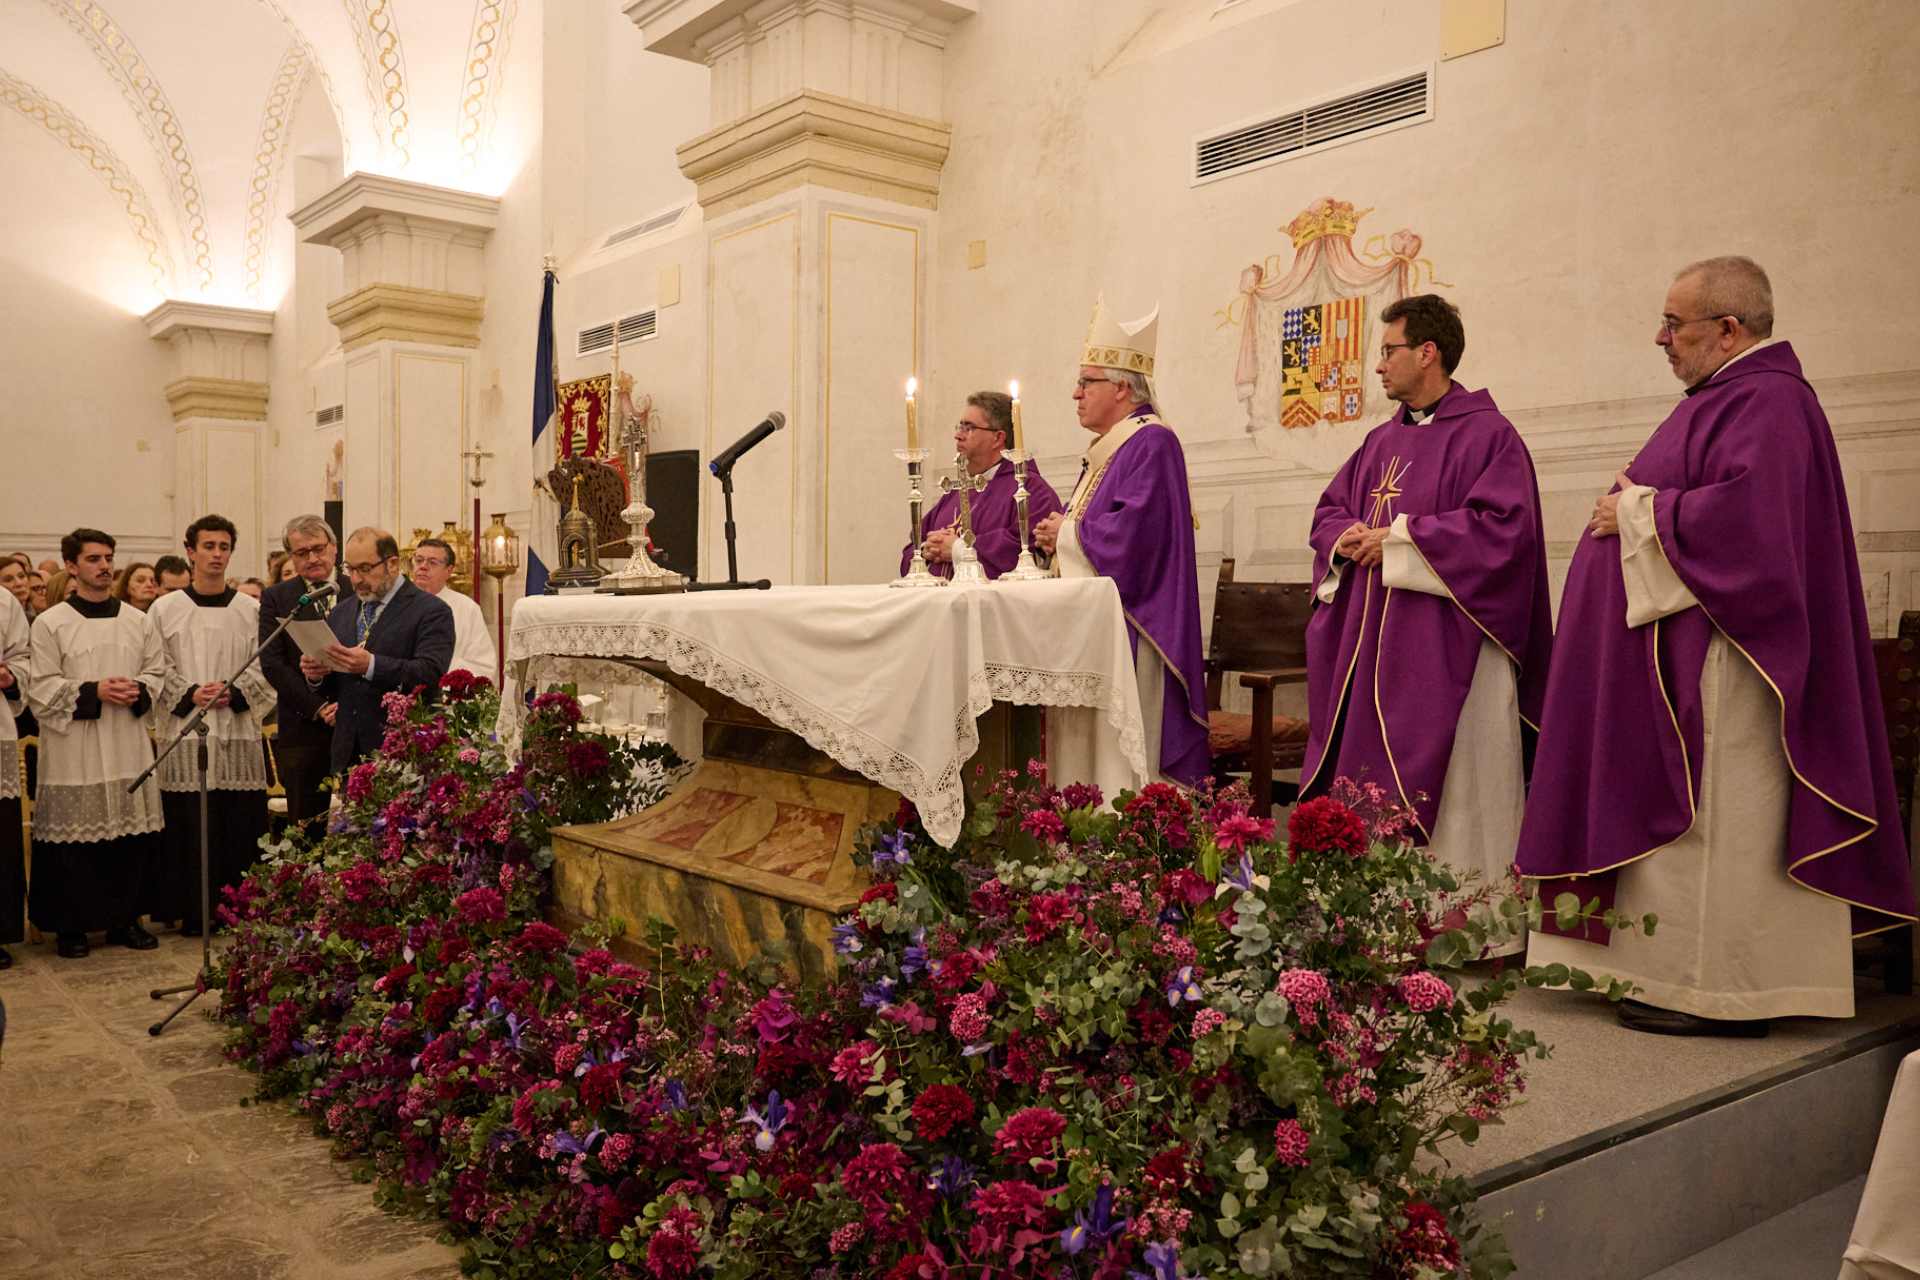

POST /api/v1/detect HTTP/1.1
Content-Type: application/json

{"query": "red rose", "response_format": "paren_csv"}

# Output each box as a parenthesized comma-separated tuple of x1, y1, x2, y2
(1287, 796, 1368, 858)
(911, 1084, 976, 1142)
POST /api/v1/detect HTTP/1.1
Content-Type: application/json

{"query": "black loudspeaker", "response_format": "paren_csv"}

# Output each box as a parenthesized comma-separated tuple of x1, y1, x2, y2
(645, 449, 700, 577)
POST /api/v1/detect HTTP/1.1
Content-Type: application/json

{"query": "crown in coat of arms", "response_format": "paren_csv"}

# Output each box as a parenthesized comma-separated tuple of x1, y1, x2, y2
(1285, 197, 1374, 249)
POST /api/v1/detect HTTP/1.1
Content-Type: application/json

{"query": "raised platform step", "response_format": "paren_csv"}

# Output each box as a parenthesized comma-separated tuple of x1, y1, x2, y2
(1453, 987, 1920, 1280)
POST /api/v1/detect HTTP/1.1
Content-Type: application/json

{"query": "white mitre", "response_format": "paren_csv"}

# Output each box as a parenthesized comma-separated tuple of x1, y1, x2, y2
(1082, 294, 1159, 377)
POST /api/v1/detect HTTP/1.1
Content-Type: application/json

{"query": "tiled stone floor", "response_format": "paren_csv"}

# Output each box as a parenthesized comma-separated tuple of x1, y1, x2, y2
(0, 931, 461, 1280)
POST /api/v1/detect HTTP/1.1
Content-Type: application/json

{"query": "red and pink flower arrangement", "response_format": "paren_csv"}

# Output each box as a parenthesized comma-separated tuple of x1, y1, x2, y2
(217, 688, 1618, 1280)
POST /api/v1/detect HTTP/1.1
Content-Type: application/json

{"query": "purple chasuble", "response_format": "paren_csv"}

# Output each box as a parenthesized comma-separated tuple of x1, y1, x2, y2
(900, 460, 1064, 580)
(1071, 406, 1209, 786)
(1516, 342, 1916, 935)
(1301, 385, 1553, 836)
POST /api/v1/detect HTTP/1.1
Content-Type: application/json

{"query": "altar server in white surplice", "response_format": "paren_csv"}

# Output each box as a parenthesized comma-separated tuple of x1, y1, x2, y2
(1, 587, 30, 968)
(26, 528, 166, 959)
(411, 537, 496, 681)
(149, 514, 276, 936)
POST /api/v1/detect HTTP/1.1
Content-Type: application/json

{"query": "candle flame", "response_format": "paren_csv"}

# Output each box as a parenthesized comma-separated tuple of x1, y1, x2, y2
(1009, 380, 1019, 399)
(906, 377, 917, 397)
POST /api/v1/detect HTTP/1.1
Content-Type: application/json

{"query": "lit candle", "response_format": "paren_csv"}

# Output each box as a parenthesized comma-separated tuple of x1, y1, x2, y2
(1009, 380, 1023, 453)
(906, 377, 918, 450)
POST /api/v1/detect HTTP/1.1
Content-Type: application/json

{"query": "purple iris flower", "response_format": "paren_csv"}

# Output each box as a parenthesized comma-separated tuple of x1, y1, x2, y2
(485, 1126, 521, 1151)
(742, 1091, 789, 1152)
(551, 1125, 603, 1156)
(829, 921, 864, 956)
(1165, 966, 1201, 1007)
(1127, 1240, 1184, 1280)
(859, 978, 898, 1010)
(663, 1079, 691, 1113)
(1222, 853, 1258, 894)
(504, 1012, 526, 1050)
(901, 928, 929, 982)
(870, 829, 913, 869)
(927, 1155, 974, 1201)
(1061, 1183, 1129, 1256)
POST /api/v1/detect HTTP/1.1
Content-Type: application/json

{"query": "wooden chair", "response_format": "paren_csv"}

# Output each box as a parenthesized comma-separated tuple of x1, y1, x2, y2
(1203, 558, 1313, 817)
(1860, 610, 1918, 994)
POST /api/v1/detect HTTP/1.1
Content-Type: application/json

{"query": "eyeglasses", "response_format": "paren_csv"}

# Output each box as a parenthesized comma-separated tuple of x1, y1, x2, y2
(1379, 342, 1416, 360)
(413, 555, 448, 568)
(344, 558, 391, 577)
(1658, 314, 1734, 337)
(288, 544, 334, 562)
(1075, 375, 1120, 391)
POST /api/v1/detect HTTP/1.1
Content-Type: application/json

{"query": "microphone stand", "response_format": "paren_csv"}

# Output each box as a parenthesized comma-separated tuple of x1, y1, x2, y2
(132, 583, 331, 1035)
(686, 463, 771, 592)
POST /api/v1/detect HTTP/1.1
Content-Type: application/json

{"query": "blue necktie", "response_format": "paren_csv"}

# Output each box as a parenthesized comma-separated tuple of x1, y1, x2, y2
(357, 599, 382, 645)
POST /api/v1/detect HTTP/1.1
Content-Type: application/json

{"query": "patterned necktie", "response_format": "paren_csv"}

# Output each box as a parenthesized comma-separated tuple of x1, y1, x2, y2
(357, 599, 383, 645)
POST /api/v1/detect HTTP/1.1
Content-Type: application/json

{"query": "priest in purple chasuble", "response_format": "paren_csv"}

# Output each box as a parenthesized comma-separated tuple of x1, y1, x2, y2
(1518, 256, 1917, 1037)
(1301, 296, 1552, 941)
(1033, 297, 1209, 787)
(901, 390, 1063, 580)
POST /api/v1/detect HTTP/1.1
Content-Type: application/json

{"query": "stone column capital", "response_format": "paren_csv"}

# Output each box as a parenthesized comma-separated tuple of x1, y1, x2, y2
(141, 300, 275, 421)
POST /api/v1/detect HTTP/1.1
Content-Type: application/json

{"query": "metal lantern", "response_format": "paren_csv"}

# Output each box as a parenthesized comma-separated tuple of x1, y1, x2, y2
(480, 512, 520, 581)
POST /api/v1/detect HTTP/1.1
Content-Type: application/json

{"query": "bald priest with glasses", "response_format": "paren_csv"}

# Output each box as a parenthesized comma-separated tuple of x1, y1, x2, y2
(1519, 256, 1917, 1036)
(901, 391, 1063, 580)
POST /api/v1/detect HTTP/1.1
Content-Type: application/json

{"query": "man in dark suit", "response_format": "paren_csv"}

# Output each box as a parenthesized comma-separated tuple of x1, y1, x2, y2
(259, 515, 348, 824)
(299, 527, 454, 774)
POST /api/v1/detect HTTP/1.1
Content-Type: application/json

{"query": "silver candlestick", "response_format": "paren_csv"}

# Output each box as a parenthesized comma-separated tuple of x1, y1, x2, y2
(601, 363, 683, 593)
(997, 446, 1052, 581)
(940, 448, 992, 589)
(891, 447, 945, 588)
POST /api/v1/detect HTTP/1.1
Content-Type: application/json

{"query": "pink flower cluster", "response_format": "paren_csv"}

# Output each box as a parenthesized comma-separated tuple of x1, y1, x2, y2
(1399, 970, 1454, 1014)
(1273, 1119, 1311, 1167)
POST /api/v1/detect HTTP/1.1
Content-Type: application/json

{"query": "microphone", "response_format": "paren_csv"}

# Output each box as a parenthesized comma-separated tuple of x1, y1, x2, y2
(298, 579, 340, 608)
(709, 411, 786, 477)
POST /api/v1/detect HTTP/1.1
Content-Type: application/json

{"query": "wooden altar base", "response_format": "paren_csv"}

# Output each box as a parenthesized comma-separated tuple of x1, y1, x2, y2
(547, 662, 898, 982)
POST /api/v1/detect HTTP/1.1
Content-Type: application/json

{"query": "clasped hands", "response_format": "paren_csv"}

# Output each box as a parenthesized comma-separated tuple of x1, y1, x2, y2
(1333, 522, 1391, 569)
(1587, 471, 1634, 540)
(1032, 512, 1064, 555)
(920, 526, 960, 564)
(95, 675, 145, 707)
(192, 681, 233, 709)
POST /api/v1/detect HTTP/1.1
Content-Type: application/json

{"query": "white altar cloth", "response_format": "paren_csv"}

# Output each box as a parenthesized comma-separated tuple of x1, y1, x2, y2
(499, 579, 1148, 847)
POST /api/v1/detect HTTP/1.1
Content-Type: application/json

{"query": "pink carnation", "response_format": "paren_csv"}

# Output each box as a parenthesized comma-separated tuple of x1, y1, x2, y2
(1399, 970, 1454, 1014)
(829, 1041, 882, 1085)
(1192, 1008, 1226, 1037)
(1276, 969, 1332, 1027)
(1273, 1119, 1311, 1167)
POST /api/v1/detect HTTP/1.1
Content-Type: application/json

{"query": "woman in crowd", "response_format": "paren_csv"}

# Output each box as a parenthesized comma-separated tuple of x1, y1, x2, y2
(267, 550, 291, 584)
(26, 571, 47, 615)
(272, 553, 300, 585)
(113, 562, 161, 610)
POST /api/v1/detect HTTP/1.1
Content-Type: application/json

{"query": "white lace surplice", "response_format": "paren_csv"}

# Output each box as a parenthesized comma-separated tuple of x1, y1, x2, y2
(149, 589, 276, 792)
(0, 590, 28, 800)
(26, 601, 167, 842)
(498, 582, 1148, 848)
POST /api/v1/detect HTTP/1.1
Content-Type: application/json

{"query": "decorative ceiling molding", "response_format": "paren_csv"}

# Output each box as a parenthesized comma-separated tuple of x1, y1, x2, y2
(344, 0, 411, 169)
(456, 0, 513, 178)
(42, 0, 213, 294)
(252, 0, 355, 171)
(242, 41, 312, 306)
(0, 66, 175, 293)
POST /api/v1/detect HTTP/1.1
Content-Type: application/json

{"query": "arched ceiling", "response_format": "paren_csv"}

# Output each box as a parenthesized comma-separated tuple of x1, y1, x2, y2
(0, 0, 525, 309)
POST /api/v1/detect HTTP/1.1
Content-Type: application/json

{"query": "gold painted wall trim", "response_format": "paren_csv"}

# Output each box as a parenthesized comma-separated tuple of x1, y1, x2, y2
(678, 90, 953, 217)
(163, 377, 269, 422)
(327, 283, 485, 350)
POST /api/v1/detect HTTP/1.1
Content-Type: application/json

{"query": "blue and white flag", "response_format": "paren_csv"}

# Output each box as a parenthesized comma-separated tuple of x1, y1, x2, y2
(527, 267, 559, 598)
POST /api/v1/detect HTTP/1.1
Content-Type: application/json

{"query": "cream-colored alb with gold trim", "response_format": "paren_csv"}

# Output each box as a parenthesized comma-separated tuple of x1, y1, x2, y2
(1526, 486, 1853, 1020)
(1082, 295, 1159, 377)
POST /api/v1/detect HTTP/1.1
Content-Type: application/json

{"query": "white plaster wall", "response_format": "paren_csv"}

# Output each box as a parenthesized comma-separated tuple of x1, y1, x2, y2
(928, 0, 1920, 637)
(0, 108, 179, 563)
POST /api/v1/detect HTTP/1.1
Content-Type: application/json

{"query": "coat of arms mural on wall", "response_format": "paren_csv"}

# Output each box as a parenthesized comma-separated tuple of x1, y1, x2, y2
(1219, 197, 1447, 472)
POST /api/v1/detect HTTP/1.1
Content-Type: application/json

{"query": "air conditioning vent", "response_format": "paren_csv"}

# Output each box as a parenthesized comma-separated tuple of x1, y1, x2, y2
(598, 204, 688, 252)
(315, 404, 343, 427)
(1193, 68, 1432, 184)
(577, 310, 658, 358)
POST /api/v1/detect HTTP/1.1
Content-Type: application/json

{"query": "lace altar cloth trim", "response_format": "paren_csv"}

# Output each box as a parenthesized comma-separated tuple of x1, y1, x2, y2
(0, 740, 16, 800)
(501, 621, 1146, 849)
(155, 736, 271, 792)
(34, 781, 165, 843)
